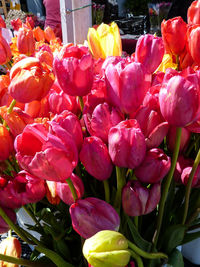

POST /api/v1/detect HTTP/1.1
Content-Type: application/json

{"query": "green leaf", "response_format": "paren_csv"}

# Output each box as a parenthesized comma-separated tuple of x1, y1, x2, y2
(160, 224, 186, 254)
(167, 249, 184, 267)
(127, 216, 152, 252)
(182, 231, 200, 244)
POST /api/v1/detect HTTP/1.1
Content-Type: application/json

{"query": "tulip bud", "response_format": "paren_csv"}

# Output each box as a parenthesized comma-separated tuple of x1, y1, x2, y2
(0, 124, 14, 161)
(17, 27, 35, 56)
(83, 230, 131, 267)
(187, 0, 200, 25)
(0, 34, 12, 65)
(80, 136, 113, 181)
(108, 120, 146, 169)
(0, 237, 21, 267)
(44, 26, 56, 43)
(33, 26, 45, 42)
(122, 181, 161, 216)
(70, 197, 120, 239)
(181, 166, 200, 188)
(187, 24, 200, 65)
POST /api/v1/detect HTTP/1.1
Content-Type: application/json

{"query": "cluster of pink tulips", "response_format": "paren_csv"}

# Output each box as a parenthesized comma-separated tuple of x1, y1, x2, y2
(0, 1, 200, 267)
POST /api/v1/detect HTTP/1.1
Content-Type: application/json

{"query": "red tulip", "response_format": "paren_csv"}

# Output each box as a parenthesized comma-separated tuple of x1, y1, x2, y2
(56, 173, 84, 205)
(0, 16, 6, 28)
(0, 33, 12, 65)
(187, 24, 200, 65)
(44, 26, 56, 43)
(9, 57, 54, 103)
(70, 197, 120, 238)
(0, 124, 14, 161)
(159, 75, 200, 127)
(11, 18, 22, 31)
(108, 120, 146, 169)
(17, 27, 35, 56)
(0, 208, 16, 234)
(80, 136, 113, 181)
(15, 123, 78, 181)
(187, 0, 200, 25)
(122, 181, 161, 216)
(161, 17, 187, 55)
(135, 148, 171, 184)
(135, 34, 164, 73)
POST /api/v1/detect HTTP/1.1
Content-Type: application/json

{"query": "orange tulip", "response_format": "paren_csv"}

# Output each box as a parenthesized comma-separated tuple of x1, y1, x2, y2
(9, 57, 54, 103)
(44, 26, 56, 43)
(17, 27, 35, 56)
(33, 26, 45, 42)
(0, 124, 14, 161)
(0, 237, 21, 267)
(87, 22, 122, 59)
(36, 49, 53, 67)
(0, 34, 12, 65)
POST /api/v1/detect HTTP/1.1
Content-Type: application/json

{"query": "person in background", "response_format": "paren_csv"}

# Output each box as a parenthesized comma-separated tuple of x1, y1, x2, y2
(167, 0, 193, 22)
(43, 0, 62, 39)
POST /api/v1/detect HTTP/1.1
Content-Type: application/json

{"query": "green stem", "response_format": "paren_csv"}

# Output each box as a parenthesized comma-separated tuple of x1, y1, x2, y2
(103, 179, 110, 203)
(114, 166, 126, 211)
(78, 96, 84, 113)
(182, 147, 200, 224)
(7, 99, 16, 114)
(153, 127, 182, 246)
(128, 249, 144, 267)
(66, 177, 78, 202)
(128, 241, 168, 260)
(0, 253, 44, 267)
(23, 205, 42, 227)
(0, 206, 32, 244)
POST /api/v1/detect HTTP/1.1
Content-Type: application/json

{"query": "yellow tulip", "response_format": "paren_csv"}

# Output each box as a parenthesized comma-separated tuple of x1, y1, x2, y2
(87, 22, 122, 59)
(156, 54, 177, 72)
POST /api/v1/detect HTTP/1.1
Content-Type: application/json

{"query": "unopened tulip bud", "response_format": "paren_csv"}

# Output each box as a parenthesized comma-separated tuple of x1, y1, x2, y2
(0, 236, 21, 267)
(83, 230, 131, 267)
(0, 124, 14, 161)
(17, 27, 35, 56)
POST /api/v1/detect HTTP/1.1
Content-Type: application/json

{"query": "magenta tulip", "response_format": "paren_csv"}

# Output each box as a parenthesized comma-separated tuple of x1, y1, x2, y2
(122, 181, 161, 216)
(135, 34, 164, 73)
(15, 123, 78, 181)
(56, 173, 84, 205)
(105, 62, 151, 115)
(159, 75, 200, 127)
(181, 166, 200, 188)
(108, 120, 146, 169)
(79, 136, 113, 181)
(167, 126, 191, 152)
(135, 148, 171, 184)
(84, 102, 124, 143)
(0, 208, 16, 234)
(69, 197, 120, 238)
(174, 156, 193, 184)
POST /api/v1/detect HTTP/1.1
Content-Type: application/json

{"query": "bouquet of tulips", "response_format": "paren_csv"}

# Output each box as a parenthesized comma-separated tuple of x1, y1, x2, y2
(0, 1, 200, 267)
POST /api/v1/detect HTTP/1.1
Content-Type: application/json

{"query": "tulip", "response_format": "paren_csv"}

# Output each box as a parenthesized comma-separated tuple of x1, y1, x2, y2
(122, 181, 161, 216)
(0, 208, 16, 234)
(53, 48, 94, 96)
(9, 57, 54, 103)
(24, 96, 50, 119)
(0, 171, 46, 209)
(80, 136, 113, 181)
(17, 27, 35, 56)
(25, 16, 34, 29)
(174, 155, 193, 184)
(167, 126, 191, 152)
(15, 123, 78, 182)
(181, 166, 200, 188)
(187, 24, 200, 65)
(159, 75, 200, 127)
(56, 173, 84, 205)
(156, 54, 177, 73)
(83, 230, 130, 267)
(44, 26, 56, 43)
(10, 18, 22, 31)
(84, 102, 124, 143)
(179, 49, 194, 70)
(135, 148, 171, 184)
(0, 237, 21, 267)
(0, 33, 12, 65)
(187, 0, 200, 25)
(105, 62, 151, 115)
(161, 17, 187, 55)
(70, 197, 120, 239)
(46, 181, 60, 205)
(33, 26, 45, 42)
(87, 22, 122, 59)
(0, 16, 6, 28)
(36, 49, 53, 67)
(0, 124, 14, 161)
(52, 110, 83, 151)
(135, 34, 164, 73)
(108, 120, 146, 169)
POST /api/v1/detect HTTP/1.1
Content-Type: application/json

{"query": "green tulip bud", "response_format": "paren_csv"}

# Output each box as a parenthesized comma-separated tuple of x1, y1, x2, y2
(83, 230, 131, 267)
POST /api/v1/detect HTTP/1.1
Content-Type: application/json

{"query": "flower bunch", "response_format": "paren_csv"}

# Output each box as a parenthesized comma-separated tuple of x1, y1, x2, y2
(0, 2, 200, 267)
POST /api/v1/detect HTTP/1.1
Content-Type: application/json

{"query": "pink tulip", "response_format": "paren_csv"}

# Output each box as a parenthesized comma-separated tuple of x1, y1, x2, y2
(159, 75, 200, 127)
(105, 62, 151, 115)
(167, 126, 191, 152)
(0, 171, 46, 209)
(79, 136, 113, 181)
(181, 166, 200, 188)
(15, 123, 78, 181)
(0, 208, 16, 234)
(69, 197, 120, 238)
(53, 46, 94, 96)
(135, 34, 164, 73)
(108, 120, 146, 169)
(174, 156, 193, 184)
(51, 110, 83, 151)
(135, 148, 171, 184)
(84, 102, 124, 143)
(122, 181, 161, 216)
(56, 173, 84, 205)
